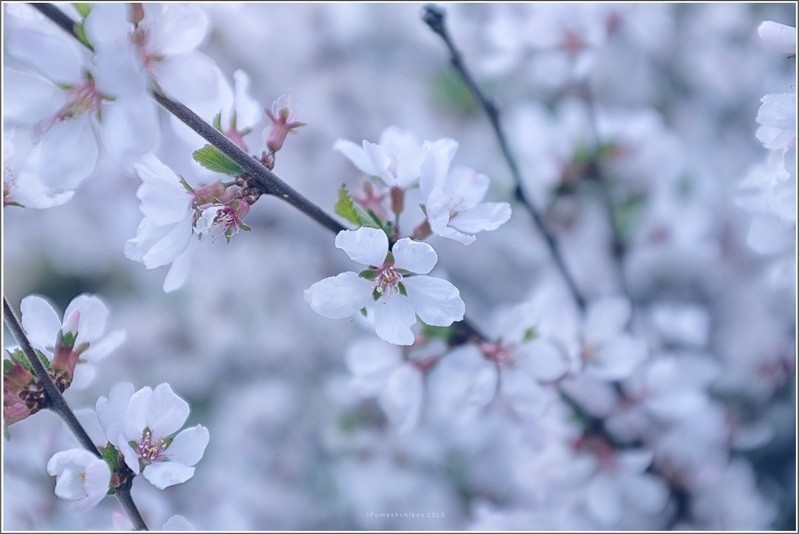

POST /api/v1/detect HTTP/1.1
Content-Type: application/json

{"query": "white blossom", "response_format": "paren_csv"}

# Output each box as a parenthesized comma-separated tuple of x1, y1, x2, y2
(46, 449, 111, 512)
(304, 227, 465, 345)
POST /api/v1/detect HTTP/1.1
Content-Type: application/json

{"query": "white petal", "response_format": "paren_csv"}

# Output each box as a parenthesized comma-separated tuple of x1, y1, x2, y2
(151, 53, 221, 113)
(162, 516, 195, 530)
(587, 334, 648, 381)
(96, 382, 135, 445)
(71, 459, 111, 512)
(64, 294, 107, 343)
(616, 449, 654, 472)
(123, 387, 152, 443)
(515, 339, 570, 382)
(163, 239, 198, 293)
(20, 295, 61, 351)
(92, 41, 147, 98)
(70, 364, 96, 390)
(135, 155, 192, 225)
(372, 294, 417, 346)
(335, 228, 389, 266)
(141, 214, 194, 268)
(379, 365, 423, 433)
(345, 338, 402, 393)
(403, 275, 465, 327)
(73, 408, 108, 448)
(82, 329, 126, 362)
(584, 296, 631, 344)
(392, 238, 437, 274)
(6, 29, 83, 85)
(146, 4, 208, 55)
(165, 425, 209, 467)
(501, 368, 548, 418)
(334, 139, 378, 176)
(442, 166, 489, 209)
(2, 69, 66, 126)
(142, 462, 195, 490)
(231, 69, 262, 128)
(83, 4, 131, 47)
(420, 138, 458, 196)
(586, 473, 621, 526)
(146, 383, 190, 439)
(304, 272, 373, 319)
(125, 218, 169, 264)
(26, 115, 99, 190)
(449, 202, 512, 234)
(621, 472, 669, 515)
(100, 94, 159, 172)
(758, 21, 797, 54)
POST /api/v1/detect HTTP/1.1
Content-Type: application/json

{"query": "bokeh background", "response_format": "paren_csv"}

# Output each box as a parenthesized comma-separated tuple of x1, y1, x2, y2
(3, 3, 796, 530)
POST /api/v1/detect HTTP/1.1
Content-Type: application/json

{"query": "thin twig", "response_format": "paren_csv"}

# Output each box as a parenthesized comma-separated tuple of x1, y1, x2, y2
(3, 296, 149, 531)
(422, 4, 587, 313)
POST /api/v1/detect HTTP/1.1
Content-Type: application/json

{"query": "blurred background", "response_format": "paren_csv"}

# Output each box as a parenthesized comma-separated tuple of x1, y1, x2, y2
(3, 3, 796, 530)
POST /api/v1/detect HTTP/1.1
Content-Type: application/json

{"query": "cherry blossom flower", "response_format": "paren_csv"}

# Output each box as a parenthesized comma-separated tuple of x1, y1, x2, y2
(420, 138, 512, 245)
(95, 383, 210, 490)
(264, 94, 306, 154)
(756, 92, 796, 179)
(46, 449, 111, 512)
(19, 294, 125, 389)
(580, 296, 648, 381)
(125, 155, 252, 292)
(304, 227, 465, 345)
(84, 3, 229, 128)
(757, 21, 796, 55)
(3, 128, 73, 209)
(334, 127, 427, 190)
(4, 21, 157, 185)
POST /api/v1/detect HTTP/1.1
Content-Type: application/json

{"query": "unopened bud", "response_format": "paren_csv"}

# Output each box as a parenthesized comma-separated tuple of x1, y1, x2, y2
(192, 182, 227, 207)
(390, 186, 405, 216)
(412, 218, 432, 240)
(264, 96, 306, 154)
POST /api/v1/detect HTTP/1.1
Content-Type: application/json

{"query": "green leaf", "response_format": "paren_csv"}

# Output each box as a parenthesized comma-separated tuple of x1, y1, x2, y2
(212, 112, 223, 132)
(73, 3, 91, 18)
(3, 359, 14, 374)
(192, 145, 245, 176)
(73, 23, 92, 48)
(522, 327, 537, 342)
(334, 186, 362, 226)
(101, 444, 120, 470)
(397, 282, 407, 297)
(359, 269, 377, 280)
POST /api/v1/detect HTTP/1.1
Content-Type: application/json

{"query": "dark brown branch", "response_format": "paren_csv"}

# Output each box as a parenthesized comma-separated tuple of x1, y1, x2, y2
(422, 4, 586, 313)
(3, 295, 148, 531)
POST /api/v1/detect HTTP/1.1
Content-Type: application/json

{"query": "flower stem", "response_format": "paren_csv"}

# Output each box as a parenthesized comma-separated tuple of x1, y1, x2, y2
(3, 295, 149, 531)
(421, 4, 587, 313)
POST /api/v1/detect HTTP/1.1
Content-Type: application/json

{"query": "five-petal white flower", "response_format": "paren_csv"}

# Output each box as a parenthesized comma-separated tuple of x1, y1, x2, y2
(420, 138, 512, 245)
(304, 227, 465, 345)
(46, 449, 111, 512)
(334, 127, 427, 189)
(95, 383, 210, 490)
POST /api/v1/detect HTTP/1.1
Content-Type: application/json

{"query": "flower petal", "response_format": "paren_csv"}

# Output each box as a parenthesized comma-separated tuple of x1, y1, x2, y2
(345, 338, 402, 394)
(501, 367, 548, 418)
(26, 114, 99, 190)
(100, 94, 159, 173)
(334, 139, 378, 176)
(6, 28, 83, 85)
(587, 334, 648, 381)
(163, 239, 198, 293)
(403, 275, 465, 327)
(141, 213, 194, 268)
(584, 296, 631, 345)
(304, 272, 373, 319)
(449, 202, 512, 234)
(334, 227, 389, 267)
(515, 339, 570, 382)
(144, 4, 209, 56)
(758, 21, 797, 54)
(64, 294, 108, 343)
(165, 425, 209, 467)
(372, 294, 416, 346)
(392, 238, 438, 274)
(2, 69, 66, 126)
(134, 155, 192, 226)
(146, 383, 190, 439)
(96, 382, 135, 445)
(143, 462, 195, 490)
(379, 365, 423, 433)
(20, 295, 61, 352)
(82, 329, 126, 362)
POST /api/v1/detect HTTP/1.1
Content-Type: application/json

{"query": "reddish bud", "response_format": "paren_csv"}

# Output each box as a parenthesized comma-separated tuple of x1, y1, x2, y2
(264, 95, 306, 154)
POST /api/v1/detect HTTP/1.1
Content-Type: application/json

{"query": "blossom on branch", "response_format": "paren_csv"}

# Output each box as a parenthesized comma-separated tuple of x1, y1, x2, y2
(46, 449, 111, 513)
(304, 227, 465, 345)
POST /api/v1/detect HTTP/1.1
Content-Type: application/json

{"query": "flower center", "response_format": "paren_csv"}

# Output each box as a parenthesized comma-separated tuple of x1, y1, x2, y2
(137, 428, 165, 464)
(375, 265, 403, 296)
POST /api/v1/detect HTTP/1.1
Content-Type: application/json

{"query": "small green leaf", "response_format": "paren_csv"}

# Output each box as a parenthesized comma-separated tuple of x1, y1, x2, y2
(101, 444, 120, 470)
(212, 112, 223, 132)
(372, 288, 382, 301)
(359, 269, 377, 280)
(3, 359, 14, 374)
(73, 3, 92, 18)
(359, 307, 368, 317)
(192, 145, 245, 176)
(334, 185, 362, 227)
(73, 23, 92, 48)
(239, 221, 251, 232)
(397, 282, 407, 297)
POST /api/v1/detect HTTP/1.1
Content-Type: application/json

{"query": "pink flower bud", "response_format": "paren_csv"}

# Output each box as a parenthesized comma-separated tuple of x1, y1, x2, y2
(62, 309, 81, 336)
(192, 182, 227, 208)
(264, 96, 306, 154)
